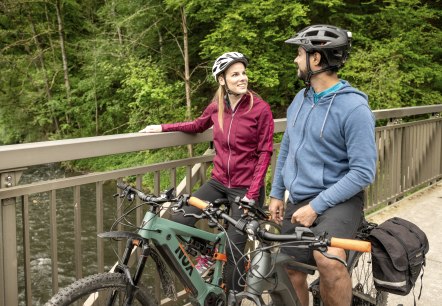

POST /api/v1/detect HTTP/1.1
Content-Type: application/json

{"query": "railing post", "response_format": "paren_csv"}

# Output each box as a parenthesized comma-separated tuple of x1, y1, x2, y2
(0, 169, 23, 306)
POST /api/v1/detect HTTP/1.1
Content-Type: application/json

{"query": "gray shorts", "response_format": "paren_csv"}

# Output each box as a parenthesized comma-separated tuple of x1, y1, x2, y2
(281, 192, 364, 273)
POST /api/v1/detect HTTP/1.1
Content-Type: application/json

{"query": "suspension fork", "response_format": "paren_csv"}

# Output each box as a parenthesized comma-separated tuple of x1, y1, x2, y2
(114, 238, 138, 275)
(109, 238, 150, 305)
(114, 237, 150, 279)
(132, 240, 150, 285)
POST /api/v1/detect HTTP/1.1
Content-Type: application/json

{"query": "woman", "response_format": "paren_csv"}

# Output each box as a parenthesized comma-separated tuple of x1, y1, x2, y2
(139, 52, 274, 292)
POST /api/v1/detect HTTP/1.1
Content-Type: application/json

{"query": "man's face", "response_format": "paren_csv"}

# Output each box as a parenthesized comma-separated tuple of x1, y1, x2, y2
(294, 47, 308, 81)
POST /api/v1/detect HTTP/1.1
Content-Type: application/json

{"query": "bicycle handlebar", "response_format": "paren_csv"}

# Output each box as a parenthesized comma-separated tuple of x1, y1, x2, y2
(188, 196, 371, 253)
(188, 196, 208, 210)
(118, 187, 371, 253)
(117, 183, 174, 203)
(330, 237, 371, 252)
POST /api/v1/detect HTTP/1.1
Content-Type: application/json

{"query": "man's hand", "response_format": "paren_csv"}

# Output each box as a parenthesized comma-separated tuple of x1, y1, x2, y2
(269, 197, 284, 224)
(139, 125, 162, 133)
(291, 203, 317, 227)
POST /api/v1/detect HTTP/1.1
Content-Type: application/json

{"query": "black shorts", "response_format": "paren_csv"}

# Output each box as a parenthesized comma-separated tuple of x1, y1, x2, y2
(281, 192, 364, 273)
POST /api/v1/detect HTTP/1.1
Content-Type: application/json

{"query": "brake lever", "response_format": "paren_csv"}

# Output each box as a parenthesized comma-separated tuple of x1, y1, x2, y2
(170, 205, 206, 219)
(319, 250, 348, 267)
(171, 195, 190, 213)
(235, 196, 270, 221)
(114, 190, 134, 201)
(183, 212, 206, 219)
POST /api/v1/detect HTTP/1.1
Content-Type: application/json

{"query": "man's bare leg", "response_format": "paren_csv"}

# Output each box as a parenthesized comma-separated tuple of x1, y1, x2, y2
(286, 268, 309, 306)
(314, 247, 351, 306)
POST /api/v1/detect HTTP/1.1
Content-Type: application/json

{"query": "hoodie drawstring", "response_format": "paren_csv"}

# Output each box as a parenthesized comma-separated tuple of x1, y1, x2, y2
(320, 93, 337, 138)
(292, 95, 306, 127)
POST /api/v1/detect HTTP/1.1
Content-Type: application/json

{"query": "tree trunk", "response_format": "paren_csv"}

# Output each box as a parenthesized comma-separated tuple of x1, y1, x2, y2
(27, 13, 60, 133)
(111, 0, 123, 46)
(54, 0, 71, 124)
(181, 6, 193, 157)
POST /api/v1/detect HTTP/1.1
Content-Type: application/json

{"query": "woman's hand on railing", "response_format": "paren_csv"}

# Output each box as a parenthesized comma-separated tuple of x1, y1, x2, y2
(139, 125, 162, 133)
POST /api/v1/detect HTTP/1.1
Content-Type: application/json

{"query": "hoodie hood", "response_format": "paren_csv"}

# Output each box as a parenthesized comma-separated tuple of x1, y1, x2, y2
(293, 80, 368, 138)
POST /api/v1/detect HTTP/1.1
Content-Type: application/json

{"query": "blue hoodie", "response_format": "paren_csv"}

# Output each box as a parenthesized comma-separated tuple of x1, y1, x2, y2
(270, 80, 377, 214)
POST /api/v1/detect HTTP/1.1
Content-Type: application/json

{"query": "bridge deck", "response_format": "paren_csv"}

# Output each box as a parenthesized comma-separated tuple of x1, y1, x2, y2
(365, 182, 442, 306)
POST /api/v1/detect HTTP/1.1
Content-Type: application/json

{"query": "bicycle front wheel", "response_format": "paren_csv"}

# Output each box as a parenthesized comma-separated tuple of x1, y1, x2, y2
(45, 272, 157, 306)
(349, 252, 388, 306)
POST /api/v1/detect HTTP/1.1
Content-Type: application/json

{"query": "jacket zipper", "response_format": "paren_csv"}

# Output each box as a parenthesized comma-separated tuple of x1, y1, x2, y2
(227, 113, 235, 187)
(226, 98, 244, 188)
(289, 101, 315, 200)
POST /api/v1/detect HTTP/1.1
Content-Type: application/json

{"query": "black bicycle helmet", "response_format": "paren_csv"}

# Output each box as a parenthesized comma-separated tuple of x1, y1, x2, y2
(285, 24, 352, 68)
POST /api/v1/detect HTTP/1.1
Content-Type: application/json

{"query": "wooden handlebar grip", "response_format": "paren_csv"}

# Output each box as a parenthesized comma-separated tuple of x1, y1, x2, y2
(188, 196, 209, 210)
(330, 238, 371, 253)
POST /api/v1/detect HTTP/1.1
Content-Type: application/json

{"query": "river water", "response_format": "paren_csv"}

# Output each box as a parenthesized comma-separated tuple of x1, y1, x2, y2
(15, 164, 159, 305)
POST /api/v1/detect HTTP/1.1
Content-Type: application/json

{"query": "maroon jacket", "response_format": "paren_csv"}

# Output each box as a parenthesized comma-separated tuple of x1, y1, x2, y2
(161, 92, 274, 200)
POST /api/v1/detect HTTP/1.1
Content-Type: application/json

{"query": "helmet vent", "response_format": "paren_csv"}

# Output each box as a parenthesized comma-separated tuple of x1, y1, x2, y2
(325, 31, 339, 39)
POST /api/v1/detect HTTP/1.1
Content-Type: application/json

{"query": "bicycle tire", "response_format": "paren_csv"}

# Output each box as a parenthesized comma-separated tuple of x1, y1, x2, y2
(349, 252, 388, 306)
(44, 272, 157, 306)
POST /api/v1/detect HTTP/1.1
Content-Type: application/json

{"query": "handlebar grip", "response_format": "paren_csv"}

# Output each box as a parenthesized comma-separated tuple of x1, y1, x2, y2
(330, 238, 371, 253)
(188, 197, 209, 210)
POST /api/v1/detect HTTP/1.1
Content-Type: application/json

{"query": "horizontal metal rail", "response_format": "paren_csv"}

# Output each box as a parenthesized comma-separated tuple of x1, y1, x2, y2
(0, 105, 441, 306)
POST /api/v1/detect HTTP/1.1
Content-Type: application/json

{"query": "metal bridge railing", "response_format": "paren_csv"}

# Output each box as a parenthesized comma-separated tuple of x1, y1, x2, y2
(0, 105, 441, 306)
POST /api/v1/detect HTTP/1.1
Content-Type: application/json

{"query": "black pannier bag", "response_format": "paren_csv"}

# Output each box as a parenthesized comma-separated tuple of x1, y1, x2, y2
(369, 217, 429, 298)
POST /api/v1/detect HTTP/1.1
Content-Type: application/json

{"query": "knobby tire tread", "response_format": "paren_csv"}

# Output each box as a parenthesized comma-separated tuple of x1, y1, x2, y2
(44, 272, 157, 306)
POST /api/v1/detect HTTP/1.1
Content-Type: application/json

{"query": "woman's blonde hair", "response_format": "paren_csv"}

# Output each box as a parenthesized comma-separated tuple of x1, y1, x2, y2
(214, 86, 254, 131)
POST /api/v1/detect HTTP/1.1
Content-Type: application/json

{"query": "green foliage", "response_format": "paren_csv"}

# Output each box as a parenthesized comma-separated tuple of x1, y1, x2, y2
(197, 0, 309, 107)
(1, 0, 441, 145)
(120, 57, 186, 128)
(338, 0, 442, 109)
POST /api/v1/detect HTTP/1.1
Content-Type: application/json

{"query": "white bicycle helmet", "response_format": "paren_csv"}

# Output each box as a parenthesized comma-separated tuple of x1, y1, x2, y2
(212, 52, 248, 81)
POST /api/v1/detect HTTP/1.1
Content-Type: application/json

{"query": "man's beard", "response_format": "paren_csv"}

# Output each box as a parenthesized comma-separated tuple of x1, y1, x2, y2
(297, 67, 309, 82)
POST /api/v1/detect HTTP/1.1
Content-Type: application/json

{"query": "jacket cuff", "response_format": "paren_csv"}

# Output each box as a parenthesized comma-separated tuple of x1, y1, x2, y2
(269, 189, 285, 201)
(310, 196, 327, 215)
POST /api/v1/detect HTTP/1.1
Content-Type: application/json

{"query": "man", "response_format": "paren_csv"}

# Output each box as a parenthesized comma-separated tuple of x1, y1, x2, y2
(269, 24, 377, 306)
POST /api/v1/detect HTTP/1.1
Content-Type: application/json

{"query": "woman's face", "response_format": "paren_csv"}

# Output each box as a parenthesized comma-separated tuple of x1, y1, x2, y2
(219, 62, 248, 95)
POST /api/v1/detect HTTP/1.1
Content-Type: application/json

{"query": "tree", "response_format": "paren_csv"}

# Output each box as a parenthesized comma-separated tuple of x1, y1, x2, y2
(1, 0, 441, 145)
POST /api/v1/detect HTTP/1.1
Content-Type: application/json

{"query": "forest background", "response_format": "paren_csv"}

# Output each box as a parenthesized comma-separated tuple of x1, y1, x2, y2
(1, 0, 441, 171)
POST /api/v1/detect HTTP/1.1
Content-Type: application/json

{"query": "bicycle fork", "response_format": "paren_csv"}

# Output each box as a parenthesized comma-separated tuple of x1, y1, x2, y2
(109, 237, 150, 306)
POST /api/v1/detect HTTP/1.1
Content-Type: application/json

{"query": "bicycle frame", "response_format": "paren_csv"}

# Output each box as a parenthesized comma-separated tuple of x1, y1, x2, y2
(104, 207, 230, 305)
(235, 249, 309, 305)
(46, 185, 380, 306)
(234, 247, 365, 306)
